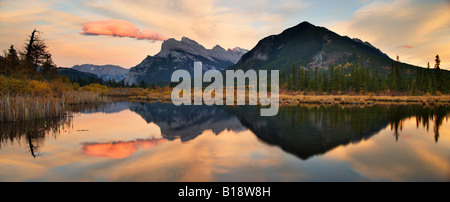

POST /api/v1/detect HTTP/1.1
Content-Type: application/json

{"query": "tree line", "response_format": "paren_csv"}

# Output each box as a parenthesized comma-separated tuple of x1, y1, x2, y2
(0, 30, 61, 81)
(280, 55, 448, 95)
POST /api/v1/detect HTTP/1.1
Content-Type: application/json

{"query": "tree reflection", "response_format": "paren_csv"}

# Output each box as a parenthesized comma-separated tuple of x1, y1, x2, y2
(1, 102, 449, 159)
(0, 102, 119, 157)
(227, 104, 450, 160)
(0, 117, 72, 157)
(388, 105, 449, 143)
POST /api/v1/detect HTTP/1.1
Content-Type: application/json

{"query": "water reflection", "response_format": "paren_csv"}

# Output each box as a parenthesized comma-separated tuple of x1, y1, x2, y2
(81, 138, 166, 159)
(128, 102, 245, 142)
(0, 102, 449, 181)
(0, 102, 132, 158)
(0, 117, 72, 158)
(1, 102, 449, 161)
(225, 105, 450, 160)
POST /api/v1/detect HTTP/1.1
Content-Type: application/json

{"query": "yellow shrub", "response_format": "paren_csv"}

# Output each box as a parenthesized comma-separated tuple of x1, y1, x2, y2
(81, 83, 109, 94)
(29, 80, 52, 96)
(72, 83, 80, 91)
(50, 80, 65, 96)
(5, 77, 29, 94)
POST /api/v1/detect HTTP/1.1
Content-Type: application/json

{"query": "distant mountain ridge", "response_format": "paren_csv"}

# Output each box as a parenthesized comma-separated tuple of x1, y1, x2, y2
(57, 67, 98, 81)
(72, 64, 129, 82)
(125, 37, 248, 85)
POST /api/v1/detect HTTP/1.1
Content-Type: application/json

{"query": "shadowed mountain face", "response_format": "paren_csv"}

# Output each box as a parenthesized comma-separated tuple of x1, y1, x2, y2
(124, 37, 248, 85)
(229, 21, 419, 74)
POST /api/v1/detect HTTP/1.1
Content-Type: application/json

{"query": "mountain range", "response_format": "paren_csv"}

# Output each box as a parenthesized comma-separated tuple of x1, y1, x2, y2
(124, 37, 248, 85)
(71, 64, 129, 82)
(61, 21, 445, 85)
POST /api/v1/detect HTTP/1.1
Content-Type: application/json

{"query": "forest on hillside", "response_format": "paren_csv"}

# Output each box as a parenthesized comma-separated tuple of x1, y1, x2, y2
(280, 56, 449, 95)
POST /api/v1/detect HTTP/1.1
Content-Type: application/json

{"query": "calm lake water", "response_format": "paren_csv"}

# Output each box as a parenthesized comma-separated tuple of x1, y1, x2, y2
(0, 102, 449, 182)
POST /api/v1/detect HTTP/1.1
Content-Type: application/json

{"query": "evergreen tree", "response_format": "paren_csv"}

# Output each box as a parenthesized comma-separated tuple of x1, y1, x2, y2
(297, 66, 304, 91)
(140, 80, 147, 89)
(287, 74, 293, 90)
(2, 45, 20, 76)
(305, 68, 311, 91)
(292, 64, 296, 90)
(434, 55, 443, 93)
(281, 71, 286, 87)
(40, 53, 58, 80)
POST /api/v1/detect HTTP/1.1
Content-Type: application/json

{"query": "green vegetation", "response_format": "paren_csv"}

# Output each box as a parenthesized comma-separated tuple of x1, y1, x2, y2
(0, 30, 109, 122)
(281, 56, 449, 95)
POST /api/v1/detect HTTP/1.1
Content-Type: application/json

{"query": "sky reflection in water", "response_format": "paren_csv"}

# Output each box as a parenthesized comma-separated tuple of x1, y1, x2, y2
(0, 102, 448, 182)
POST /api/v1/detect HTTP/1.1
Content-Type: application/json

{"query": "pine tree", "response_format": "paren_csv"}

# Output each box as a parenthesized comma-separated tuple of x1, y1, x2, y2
(305, 68, 311, 91)
(292, 64, 296, 90)
(281, 71, 286, 87)
(140, 80, 147, 89)
(3, 45, 20, 76)
(287, 74, 293, 90)
(434, 55, 442, 93)
(297, 66, 304, 91)
(40, 53, 58, 80)
(329, 64, 335, 92)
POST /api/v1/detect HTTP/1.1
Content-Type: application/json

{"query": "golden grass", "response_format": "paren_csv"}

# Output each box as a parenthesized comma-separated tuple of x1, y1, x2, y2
(125, 86, 450, 107)
(279, 94, 450, 106)
(0, 91, 109, 122)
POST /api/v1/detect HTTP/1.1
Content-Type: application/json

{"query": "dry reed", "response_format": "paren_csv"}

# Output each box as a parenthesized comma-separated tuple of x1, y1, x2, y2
(0, 91, 109, 122)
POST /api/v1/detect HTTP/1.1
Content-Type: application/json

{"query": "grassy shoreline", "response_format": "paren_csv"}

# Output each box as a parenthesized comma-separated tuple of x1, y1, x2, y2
(0, 91, 110, 122)
(2, 82, 449, 122)
(279, 94, 450, 105)
(121, 88, 450, 106)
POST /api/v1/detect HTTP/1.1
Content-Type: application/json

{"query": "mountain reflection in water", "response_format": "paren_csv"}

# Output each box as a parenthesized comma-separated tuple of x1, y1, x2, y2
(1, 102, 449, 161)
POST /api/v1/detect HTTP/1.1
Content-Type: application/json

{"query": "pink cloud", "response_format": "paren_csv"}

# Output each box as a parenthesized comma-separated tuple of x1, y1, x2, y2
(81, 19, 168, 41)
(82, 138, 167, 159)
(398, 45, 413, 49)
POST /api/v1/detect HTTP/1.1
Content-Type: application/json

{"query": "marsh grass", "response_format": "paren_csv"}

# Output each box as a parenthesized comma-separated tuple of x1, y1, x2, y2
(0, 91, 109, 122)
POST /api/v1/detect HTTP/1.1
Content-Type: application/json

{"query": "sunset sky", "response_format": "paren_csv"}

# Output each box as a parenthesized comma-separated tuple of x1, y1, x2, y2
(1, 0, 449, 70)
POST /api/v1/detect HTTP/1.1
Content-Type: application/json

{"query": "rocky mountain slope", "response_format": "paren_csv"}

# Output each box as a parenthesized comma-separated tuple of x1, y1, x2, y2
(125, 37, 248, 84)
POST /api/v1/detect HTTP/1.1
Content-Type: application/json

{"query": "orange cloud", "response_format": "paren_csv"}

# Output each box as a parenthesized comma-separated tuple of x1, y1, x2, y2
(81, 19, 168, 41)
(82, 138, 167, 159)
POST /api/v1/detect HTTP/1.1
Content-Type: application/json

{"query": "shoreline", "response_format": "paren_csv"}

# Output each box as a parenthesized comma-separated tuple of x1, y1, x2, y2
(279, 95, 450, 106)
(124, 91, 450, 106)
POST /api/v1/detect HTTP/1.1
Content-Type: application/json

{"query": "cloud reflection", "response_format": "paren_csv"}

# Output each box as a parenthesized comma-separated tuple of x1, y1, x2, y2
(81, 138, 166, 159)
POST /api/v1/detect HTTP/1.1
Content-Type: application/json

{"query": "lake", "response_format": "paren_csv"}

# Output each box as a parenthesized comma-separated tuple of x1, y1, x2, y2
(0, 102, 449, 181)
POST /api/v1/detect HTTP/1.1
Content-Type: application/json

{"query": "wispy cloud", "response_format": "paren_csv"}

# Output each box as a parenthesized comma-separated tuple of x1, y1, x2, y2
(329, 0, 450, 68)
(398, 45, 413, 49)
(1, 0, 449, 69)
(81, 19, 168, 41)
